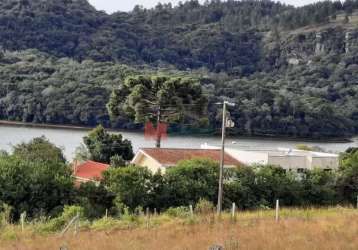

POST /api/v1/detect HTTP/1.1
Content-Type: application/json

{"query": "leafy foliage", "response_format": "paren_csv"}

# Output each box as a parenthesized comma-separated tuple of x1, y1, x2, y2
(337, 148, 358, 203)
(108, 75, 207, 125)
(76, 182, 115, 219)
(0, 149, 74, 220)
(165, 159, 219, 207)
(83, 125, 134, 164)
(102, 166, 153, 211)
(12, 136, 66, 163)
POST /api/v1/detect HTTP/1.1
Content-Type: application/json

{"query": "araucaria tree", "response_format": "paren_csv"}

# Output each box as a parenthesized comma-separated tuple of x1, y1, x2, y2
(107, 75, 208, 147)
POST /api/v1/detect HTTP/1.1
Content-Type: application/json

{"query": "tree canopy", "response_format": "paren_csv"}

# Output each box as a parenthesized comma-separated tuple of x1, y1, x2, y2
(13, 136, 66, 163)
(107, 75, 208, 146)
(83, 125, 134, 164)
(0, 140, 74, 219)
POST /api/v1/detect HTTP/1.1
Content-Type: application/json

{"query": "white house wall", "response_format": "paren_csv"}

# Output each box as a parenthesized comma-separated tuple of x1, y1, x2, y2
(311, 157, 339, 170)
(268, 155, 308, 170)
(225, 149, 268, 166)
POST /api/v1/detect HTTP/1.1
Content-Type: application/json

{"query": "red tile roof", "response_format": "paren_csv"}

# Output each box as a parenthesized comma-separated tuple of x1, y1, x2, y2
(141, 148, 242, 167)
(74, 161, 109, 181)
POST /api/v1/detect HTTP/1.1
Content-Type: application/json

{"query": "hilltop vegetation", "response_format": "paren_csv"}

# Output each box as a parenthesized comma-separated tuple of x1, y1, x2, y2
(0, 0, 358, 137)
(0, 0, 356, 70)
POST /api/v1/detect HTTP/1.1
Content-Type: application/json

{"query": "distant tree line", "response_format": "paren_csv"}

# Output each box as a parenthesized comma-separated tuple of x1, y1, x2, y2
(0, 48, 358, 138)
(0, 0, 357, 71)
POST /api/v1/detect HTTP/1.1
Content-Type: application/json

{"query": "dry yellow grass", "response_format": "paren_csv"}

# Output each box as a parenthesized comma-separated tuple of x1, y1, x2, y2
(1, 208, 358, 250)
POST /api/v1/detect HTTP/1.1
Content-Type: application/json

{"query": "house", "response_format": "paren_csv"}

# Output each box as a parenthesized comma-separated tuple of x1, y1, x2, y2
(73, 160, 110, 185)
(131, 148, 243, 173)
(201, 144, 339, 172)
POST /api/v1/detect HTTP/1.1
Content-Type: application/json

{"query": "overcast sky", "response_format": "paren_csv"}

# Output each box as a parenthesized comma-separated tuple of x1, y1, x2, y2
(88, 0, 322, 13)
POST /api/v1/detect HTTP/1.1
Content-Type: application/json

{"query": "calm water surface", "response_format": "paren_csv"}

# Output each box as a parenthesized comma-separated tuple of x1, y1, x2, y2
(0, 124, 357, 161)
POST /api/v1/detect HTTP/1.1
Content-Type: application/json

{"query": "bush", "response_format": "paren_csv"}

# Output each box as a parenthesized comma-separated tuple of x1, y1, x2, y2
(195, 199, 214, 215)
(165, 159, 219, 207)
(0, 148, 75, 220)
(0, 204, 12, 226)
(91, 217, 121, 231)
(165, 206, 191, 218)
(77, 182, 115, 219)
(103, 166, 153, 211)
(36, 205, 84, 233)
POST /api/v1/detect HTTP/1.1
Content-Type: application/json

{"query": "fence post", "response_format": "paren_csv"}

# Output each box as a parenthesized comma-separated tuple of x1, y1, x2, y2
(275, 199, 280, 222)
(154, 208, 157, 216)
(74, 212, 80, 235)
(189, 205, 194, 218)
(60, 213, 80, 237)
(20, 212, 26, 232)
(146, 207, 150, 229)
(356, 195, 358, 209)
(105, 209, 108, 219)
(231, 203, 236, 220)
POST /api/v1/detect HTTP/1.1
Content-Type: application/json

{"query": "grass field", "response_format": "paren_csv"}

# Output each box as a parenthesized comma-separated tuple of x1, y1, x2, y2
(0, 207, 357, 250)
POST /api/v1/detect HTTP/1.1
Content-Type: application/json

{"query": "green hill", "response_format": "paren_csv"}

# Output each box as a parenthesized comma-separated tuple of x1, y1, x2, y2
(0, 0, 357, 138)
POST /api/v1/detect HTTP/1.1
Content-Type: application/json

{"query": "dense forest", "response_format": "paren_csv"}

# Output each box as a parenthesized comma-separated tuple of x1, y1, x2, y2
(0, 0, 358, 138)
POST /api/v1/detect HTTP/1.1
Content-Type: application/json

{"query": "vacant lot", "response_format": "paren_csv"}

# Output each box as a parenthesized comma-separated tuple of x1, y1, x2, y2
(1, 208, 357, 250)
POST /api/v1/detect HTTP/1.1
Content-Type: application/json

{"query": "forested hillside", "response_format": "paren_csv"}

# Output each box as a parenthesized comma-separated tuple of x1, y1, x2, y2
(0, 0, 358, 138)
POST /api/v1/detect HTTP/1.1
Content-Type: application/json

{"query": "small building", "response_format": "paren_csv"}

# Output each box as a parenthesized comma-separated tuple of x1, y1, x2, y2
(201, 145, 339, 172)
(131, 148, 242, 173)
(73, 160, 109, 185)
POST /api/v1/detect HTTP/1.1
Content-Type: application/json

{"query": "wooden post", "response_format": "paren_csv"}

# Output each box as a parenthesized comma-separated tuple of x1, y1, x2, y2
(231, 203, 236, 220)
(20, 212, 26, 232)
(356, 195, 358, 209)
(74, 219, 78, 235)
(105, 209, 108, 219)
(146, 208, 150, 229)
(154, 208, 157, 216)
(275, 199, 280, 222)
(74, 212, 79, 235)
(189, 205, 194, 217)
(60, 213, 80, 237)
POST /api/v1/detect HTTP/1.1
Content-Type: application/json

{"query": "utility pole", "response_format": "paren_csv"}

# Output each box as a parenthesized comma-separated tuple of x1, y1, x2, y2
(217, 101, 235, 215)
(156, 107, 161, 148)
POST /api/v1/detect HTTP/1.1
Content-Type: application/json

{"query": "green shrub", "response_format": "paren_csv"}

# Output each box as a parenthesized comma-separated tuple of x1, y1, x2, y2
(0, 204, 12, 226)
(36, 205, 84, 233)
(91, 217, 120, 231)
(61, 205, 84, 221)
(195, 199, 214, 215)
(165, 207, 190, 218)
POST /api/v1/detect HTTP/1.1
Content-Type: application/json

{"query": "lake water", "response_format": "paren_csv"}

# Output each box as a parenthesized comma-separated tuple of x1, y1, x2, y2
(0, 124, 357, 161)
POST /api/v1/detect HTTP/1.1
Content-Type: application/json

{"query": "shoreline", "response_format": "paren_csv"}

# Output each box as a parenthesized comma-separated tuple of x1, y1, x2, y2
(0, 120, 354, 143)
(0, 120, 94, 131)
